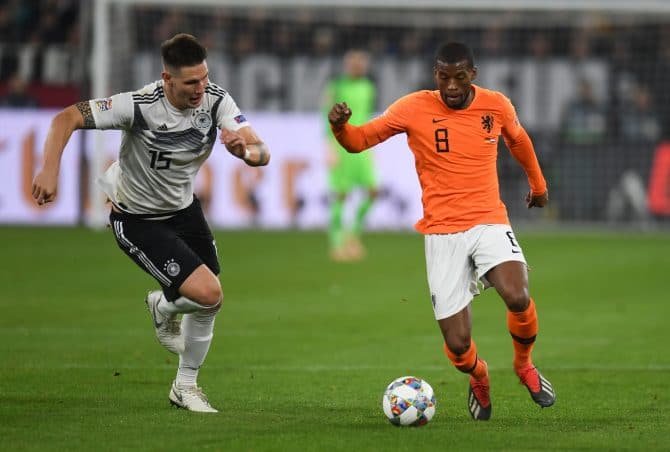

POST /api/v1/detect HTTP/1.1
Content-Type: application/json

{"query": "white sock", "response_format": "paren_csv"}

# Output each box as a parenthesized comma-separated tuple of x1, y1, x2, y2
(176, 307, 217, 387)
(158, 294, 207, 315)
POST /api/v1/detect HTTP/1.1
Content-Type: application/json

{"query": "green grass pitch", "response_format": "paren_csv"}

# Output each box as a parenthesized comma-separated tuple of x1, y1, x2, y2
(1, 226, 668, 451)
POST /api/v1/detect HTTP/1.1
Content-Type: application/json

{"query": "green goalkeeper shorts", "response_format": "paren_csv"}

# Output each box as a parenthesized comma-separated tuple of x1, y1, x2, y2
(328, 151, 378, 193)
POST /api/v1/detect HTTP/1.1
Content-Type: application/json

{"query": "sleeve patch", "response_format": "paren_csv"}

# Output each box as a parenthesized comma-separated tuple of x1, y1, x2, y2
(234, 114, 247, 124)
(95, 98, 113, 112)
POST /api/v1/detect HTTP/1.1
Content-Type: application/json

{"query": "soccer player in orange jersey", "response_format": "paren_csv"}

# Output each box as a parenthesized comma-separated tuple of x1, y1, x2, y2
(328, 42, 555, 420)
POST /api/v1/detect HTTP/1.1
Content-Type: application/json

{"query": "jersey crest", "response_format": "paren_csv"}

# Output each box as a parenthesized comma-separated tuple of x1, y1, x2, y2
(481, 114, 494, 133)
(192, 111, 213, 130)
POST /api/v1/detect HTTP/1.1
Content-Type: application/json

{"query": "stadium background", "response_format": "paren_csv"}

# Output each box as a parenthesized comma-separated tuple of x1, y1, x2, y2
(1, 2, 669, 451)
(2, 0, 670, 228)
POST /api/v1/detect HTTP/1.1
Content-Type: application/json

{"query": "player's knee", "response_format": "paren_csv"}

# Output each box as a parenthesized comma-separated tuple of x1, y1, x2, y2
(202, 284, 223, 307)
(444, 336, 471, 356)
(192, 280, 223, 308)
(503, 288, 530, 312)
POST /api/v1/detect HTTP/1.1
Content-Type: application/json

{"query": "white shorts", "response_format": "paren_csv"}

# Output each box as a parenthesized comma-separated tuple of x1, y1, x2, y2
(424, 224, 527, 320)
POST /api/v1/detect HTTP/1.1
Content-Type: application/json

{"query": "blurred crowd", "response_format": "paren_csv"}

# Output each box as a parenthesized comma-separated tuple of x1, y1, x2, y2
(1, 5, 669, 104)
(1, 3, 669, 224)
(0, 0, 80, 106)
(0, 0, 78, 45)
(0, 0, 79, 72)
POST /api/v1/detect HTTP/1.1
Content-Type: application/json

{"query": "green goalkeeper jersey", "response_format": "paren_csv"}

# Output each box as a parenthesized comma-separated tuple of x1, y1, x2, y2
(324, 76, 377, 192)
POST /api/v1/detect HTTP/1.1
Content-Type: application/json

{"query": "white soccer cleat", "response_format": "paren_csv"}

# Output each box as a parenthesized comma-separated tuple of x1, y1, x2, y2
(145, 290, 184, 355)
(169, 381, 218, 413)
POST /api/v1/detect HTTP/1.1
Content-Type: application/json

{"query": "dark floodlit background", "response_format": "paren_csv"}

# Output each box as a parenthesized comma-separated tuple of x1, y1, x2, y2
(2, 0, 670, 229)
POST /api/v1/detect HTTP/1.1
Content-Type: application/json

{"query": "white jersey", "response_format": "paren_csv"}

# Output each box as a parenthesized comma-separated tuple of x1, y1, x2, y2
(92, 80, 249, 214)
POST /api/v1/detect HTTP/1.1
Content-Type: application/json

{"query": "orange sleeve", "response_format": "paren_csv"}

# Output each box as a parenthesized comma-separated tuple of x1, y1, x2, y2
(330, 122, 375, 153)
(503, 128, 547, 195)
(330, 96, 409, 153)
(499, 96, 547, 195)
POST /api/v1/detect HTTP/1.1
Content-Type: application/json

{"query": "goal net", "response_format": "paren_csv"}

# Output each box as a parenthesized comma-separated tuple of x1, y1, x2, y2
(89, 0, 670, 229)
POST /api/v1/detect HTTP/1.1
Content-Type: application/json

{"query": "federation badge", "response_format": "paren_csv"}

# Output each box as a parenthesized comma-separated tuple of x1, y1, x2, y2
(164, 259, 181, 277)
(192, 111, 212, 129)
(481, 113, 494, 133)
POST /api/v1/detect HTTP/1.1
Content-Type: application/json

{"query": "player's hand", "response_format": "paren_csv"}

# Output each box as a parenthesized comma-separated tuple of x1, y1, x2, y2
(526, 190, 548, 209)
(328, 102, 352, 127)
(32, 169, 59, 206)
(220, 128, 247, 158)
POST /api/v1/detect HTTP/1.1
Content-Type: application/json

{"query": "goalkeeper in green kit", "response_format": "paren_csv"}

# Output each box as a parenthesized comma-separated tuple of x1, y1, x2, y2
(323, 50, 379, 261)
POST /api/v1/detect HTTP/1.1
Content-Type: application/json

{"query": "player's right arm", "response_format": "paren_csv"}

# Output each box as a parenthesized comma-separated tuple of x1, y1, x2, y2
(33, 91, 134, 205)
(328, 100, 405, 153)
(32, 102, 95, 205)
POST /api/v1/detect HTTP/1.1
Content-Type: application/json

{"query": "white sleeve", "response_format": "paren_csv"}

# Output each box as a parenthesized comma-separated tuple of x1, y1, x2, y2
(216, 94, 250, 131)
(89, 92, 134, 130)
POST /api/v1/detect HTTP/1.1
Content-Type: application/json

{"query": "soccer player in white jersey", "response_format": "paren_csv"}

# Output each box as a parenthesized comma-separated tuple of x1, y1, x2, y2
(31, 33, 270, 413)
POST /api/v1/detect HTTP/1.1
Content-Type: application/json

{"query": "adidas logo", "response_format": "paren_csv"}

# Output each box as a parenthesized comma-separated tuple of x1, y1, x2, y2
(157, 123, 168, 131)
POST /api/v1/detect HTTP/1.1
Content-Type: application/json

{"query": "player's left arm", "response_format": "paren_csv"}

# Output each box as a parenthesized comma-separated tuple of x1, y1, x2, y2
(221, 126, 270, 167)
(502, 125, 548, 209)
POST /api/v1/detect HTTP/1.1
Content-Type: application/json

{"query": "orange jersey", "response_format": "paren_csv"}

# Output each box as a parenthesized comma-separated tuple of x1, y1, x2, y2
(332, 85, 547, 233)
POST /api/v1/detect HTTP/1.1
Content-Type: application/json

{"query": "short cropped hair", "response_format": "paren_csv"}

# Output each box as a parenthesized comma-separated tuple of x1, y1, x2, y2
(434, 42, 475, 68)
(161, 33, 207, 71)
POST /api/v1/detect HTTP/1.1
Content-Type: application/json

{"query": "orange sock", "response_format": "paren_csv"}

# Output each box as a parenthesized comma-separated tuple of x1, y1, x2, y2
(443, 340, 488, 381)
(507, 298, 538, 370)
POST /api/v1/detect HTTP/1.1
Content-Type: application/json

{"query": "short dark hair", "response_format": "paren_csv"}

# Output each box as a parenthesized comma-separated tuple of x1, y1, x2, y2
(434, 42, 475, 68)
(161, 33, 207, 71)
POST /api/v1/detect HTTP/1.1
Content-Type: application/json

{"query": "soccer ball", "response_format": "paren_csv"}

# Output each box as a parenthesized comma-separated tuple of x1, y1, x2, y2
(382, 376, 436, 426)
